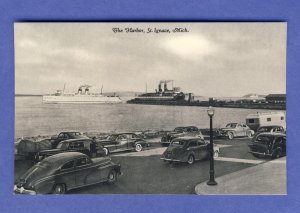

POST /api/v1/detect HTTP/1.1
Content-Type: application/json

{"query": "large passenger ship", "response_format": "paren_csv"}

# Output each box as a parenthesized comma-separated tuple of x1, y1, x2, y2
(42, 85, 122, 104)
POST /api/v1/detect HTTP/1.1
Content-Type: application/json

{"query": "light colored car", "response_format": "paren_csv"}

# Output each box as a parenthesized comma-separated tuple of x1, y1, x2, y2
(218, 123, 254, 140)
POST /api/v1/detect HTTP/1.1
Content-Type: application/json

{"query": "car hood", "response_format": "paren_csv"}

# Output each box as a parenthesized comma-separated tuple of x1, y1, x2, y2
(220, 128, 235, 131)
(39, 149, 61, 154)
(249, 143, 269, 152)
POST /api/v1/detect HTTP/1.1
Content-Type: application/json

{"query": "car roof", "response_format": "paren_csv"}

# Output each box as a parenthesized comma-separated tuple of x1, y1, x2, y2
(61, 138, 92, 143)
(174, 136, 204, 141)
(257, 132, 286, 137)
(258, 125, 283, 128)
(42, 152, 87, 166)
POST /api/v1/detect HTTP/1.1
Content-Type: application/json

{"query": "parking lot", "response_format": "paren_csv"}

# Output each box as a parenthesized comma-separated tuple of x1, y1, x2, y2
(14, 137, 272, 194)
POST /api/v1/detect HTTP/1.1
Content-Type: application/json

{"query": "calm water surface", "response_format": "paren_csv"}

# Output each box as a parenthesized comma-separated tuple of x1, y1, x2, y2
(15, 96, 282, 138)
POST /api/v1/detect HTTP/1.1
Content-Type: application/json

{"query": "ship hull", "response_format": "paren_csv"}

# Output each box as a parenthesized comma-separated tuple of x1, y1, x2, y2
(42, 95, 122, 104)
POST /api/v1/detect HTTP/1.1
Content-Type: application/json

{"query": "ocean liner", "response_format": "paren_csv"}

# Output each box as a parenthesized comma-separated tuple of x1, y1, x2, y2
(42, 85, 122, 104)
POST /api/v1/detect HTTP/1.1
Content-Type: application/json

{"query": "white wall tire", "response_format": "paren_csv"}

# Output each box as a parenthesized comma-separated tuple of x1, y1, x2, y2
(213, 151, 219, 158)
(187, 155, 195, 165)
(52, 184, 66, 194)
(228, 132, 234, 140)
(103, 148, 109, 156)
(135, 143, 143, 152)
(107, 170, 117, 184)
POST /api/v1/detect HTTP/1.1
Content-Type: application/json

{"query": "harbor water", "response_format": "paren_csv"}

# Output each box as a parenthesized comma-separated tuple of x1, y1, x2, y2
(15, 96, 283, 138)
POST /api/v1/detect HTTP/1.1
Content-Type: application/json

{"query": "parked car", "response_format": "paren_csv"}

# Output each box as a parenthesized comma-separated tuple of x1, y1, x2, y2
(50, 131, 89, 148)
(248, 132, 286, 158)
(14, 152, 122, 195)
(36, 138, 106, 162)
(160, 126, 204, 147)
(218, 123, 254, 140)
(252, 125, 285, 142)
(16, 139, 52, 160)
(99, 133, 149, 155)
(160, 137, 220, 164)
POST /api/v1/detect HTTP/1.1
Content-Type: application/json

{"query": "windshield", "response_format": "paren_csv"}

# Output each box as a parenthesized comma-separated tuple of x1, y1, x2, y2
(257, 127, 272, 132)
(256, 136, 274, 146)
(107, 135, 118, 141)
(226, 123, 237, 128)
(69, 132, 82, 137)
(174, 127, 184, 133)
(170, 140, 187, 147)
(56, 142, 68, 149)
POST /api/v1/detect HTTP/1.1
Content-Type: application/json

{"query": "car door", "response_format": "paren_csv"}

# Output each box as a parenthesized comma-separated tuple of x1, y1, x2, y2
(115, 135, 129, 151)
(74, 157, 95, 187)
(235, 124, 244, 136)
(187, 140, 201, 160)
(56, 160, 76, 189)
(197, 139, 208, 159)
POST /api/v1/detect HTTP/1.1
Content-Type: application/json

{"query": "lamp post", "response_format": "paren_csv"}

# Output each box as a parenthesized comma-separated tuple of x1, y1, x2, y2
(207, 106, 217, 186)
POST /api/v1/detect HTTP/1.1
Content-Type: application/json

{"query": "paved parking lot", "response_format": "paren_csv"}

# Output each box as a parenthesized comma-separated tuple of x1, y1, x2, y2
(14, 137, 273, 194)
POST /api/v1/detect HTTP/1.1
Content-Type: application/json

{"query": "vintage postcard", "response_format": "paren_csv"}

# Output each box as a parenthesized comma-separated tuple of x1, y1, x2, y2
(14, 22, 286, 195)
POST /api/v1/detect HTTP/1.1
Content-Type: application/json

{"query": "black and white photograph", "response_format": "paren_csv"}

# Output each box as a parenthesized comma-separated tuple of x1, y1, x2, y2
(14, 22, 286, 195)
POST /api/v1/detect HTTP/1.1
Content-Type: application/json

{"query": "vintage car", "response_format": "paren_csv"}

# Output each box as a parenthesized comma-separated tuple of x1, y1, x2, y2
(248, 132, 286, 158)
(160, 126, 204, 147)
(14, 152, 122, 194)
(160, 137, 220, 164)
(50, 131, 89, 148)
(251, 125, 285, 142)
(16, 139, 52, 160)
(36, 138, 106, 161)
(99, 133, 149, 155)
(218, 123, 254, 140)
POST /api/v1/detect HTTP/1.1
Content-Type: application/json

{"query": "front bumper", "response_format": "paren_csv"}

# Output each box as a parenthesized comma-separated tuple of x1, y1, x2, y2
(160, 157, 181, 162)
(14, 185, 36, 195)
(248, 151, 272, 157)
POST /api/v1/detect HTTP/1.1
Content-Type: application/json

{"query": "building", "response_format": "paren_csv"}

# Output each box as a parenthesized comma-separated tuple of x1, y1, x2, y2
(265, 94, 286, 104)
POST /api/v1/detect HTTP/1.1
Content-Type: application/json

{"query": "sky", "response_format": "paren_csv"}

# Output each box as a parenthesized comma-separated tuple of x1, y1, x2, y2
(14, 23, 286, 97)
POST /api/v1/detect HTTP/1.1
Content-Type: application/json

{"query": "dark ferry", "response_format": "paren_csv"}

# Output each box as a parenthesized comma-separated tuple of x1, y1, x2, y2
(127, 80, 194, 104)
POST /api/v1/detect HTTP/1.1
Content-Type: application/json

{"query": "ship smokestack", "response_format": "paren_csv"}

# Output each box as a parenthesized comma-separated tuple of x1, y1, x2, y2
(164, 83, 167, 91)
(158, 84, 162, 92)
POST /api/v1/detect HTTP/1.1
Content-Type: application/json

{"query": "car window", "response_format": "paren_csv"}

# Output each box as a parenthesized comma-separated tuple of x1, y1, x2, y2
(74, 142, 84, 149)
(58, 133, 64, 139)
(170, 140, 186, 147)
(57, 142, 68, 149)
(64, 133, 70, 139)
(61, 160, 75, 170)
(188, 141, 198, 147)
(197, 140, 206, 146)
(76, 158, 87, 167)
(242, 124, 247, 127)
(226, 123, 237, 128)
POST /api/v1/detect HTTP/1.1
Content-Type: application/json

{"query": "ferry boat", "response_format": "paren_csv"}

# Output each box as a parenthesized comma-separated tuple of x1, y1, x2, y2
(42, 85, 122, 104)
(127, 80, 194, 104)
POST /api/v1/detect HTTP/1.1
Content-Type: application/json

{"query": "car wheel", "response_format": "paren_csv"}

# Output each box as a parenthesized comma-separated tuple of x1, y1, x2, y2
(228, 132, 234, 140)
(247, 131, 253, 138)
(107, 170, 117, 184)
(52, 184, 66, 194)
(103, 148, 109, 156)
(135, 143, 143, 152)
(273, 149, 282, 159)
(187, 155, 195, 165)
(213, 151, 219, 158)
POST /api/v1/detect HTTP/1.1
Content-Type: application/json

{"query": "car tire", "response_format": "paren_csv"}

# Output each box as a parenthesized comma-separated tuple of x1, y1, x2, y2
(228, 132, 234, 140)
(103, 148, 109, 156)
(52, 184, 66, 194)
(273, 149, 282, 159)
(213, 151, 219, 158)
(107, 170, 117, 184)
(135, 143, 143, 152)
(187, 155, 195, 165)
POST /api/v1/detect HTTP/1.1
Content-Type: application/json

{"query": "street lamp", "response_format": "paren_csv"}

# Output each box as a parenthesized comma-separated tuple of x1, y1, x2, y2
(207, 106, 217, 186)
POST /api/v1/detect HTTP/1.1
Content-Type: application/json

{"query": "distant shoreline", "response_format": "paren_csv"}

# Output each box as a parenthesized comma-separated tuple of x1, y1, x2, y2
(15, 94, 43, 97)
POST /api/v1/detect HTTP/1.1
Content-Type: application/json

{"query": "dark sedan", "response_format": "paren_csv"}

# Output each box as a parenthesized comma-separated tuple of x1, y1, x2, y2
(249, 132, 286, 158)
(100, 133, 149, 155)
(160, 126, 203, 147)
(36, 138, 106, 161)
(160, 137, 220, 164)
(50, 131, 89, 148)
(14, 152, 122, 194)
(251, 125, 285, 142)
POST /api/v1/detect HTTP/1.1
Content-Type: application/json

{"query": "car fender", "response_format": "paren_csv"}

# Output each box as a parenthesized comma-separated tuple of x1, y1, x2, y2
(33, 178, 56, 194)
